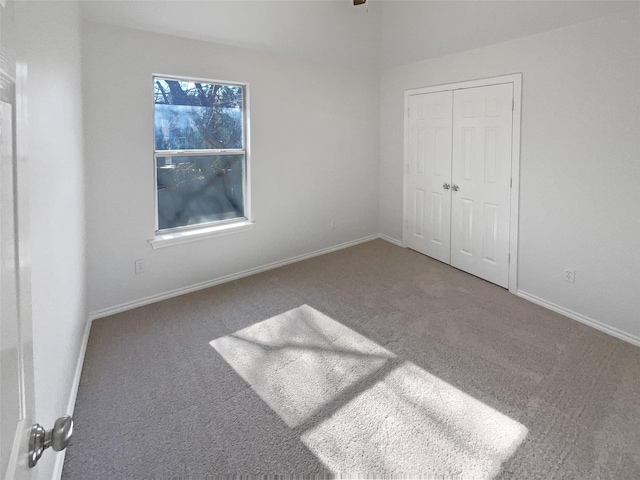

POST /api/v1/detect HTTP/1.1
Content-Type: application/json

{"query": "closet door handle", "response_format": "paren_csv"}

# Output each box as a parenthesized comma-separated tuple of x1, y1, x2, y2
(451, 184, 459, 191)
(443, 183, 450, 190)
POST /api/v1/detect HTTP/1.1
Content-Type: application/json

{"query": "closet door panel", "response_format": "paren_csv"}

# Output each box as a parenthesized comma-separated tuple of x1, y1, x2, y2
(450, 84, 513, 288)
(405, 91, 453, 264)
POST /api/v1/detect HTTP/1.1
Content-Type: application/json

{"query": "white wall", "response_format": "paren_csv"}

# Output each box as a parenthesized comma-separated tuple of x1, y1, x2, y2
(83, 22, 380, 315)
(13, 2, 87, 478)
(379, 9, 640, 341)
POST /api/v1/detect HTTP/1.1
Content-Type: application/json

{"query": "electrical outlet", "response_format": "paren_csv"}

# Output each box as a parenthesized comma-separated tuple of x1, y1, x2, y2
(135, 259, 144, 275)
(564, 267, 575, 283)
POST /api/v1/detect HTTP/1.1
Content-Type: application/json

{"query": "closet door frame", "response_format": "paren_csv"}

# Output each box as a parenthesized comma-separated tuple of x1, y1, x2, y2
(403, 73, 522, 294)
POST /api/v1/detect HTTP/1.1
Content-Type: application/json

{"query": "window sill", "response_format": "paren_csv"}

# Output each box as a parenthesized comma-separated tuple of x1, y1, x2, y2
(149, 220, 254, 249)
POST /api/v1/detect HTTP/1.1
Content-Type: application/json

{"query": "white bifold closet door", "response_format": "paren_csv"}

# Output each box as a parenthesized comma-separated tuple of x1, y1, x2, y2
(406, 83, 513, 288)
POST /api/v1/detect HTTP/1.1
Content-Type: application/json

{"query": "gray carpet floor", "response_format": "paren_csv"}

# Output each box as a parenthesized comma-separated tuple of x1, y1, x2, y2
(63, 239, 640, 478)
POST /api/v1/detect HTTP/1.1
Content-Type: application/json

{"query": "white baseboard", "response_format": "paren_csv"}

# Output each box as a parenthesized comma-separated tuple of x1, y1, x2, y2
(379, 234, 403, 247)
(516, 290, 640, 348)
(90, 234, 383, 321)
(52, 316, 92, 480)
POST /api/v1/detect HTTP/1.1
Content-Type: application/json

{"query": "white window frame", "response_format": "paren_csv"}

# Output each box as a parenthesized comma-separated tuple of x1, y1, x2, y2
(149, 74, 252, 249)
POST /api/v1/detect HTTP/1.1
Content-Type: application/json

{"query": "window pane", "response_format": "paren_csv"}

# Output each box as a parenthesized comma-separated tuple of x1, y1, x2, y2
(154, 78, 243, 150)
(157, 154, 245, 231)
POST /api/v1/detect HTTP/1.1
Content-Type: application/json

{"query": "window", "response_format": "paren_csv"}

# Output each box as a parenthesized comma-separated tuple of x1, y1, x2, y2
(154, 75, 248, 235)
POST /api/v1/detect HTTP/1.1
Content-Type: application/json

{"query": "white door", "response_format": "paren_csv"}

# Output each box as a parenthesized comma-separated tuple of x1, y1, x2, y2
(405, 91, 453, 264)
(450, 83, 513, 288)
(0, 49, 36, 479)
(404, 82, 515, 288)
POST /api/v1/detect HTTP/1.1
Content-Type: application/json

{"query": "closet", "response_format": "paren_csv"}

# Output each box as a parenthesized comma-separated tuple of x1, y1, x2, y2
(404, 77, 520, 289)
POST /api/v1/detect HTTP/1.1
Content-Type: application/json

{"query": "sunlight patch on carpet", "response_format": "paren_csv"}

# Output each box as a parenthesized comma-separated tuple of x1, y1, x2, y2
(210, 304, 396, 428)
(211, 305, 528, 476)
(301, 360, 528, 476)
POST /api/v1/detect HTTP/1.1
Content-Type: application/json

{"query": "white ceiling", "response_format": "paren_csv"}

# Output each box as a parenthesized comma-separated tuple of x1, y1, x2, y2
(81, 0, 639, 69)
(380, 0, 639, 68)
